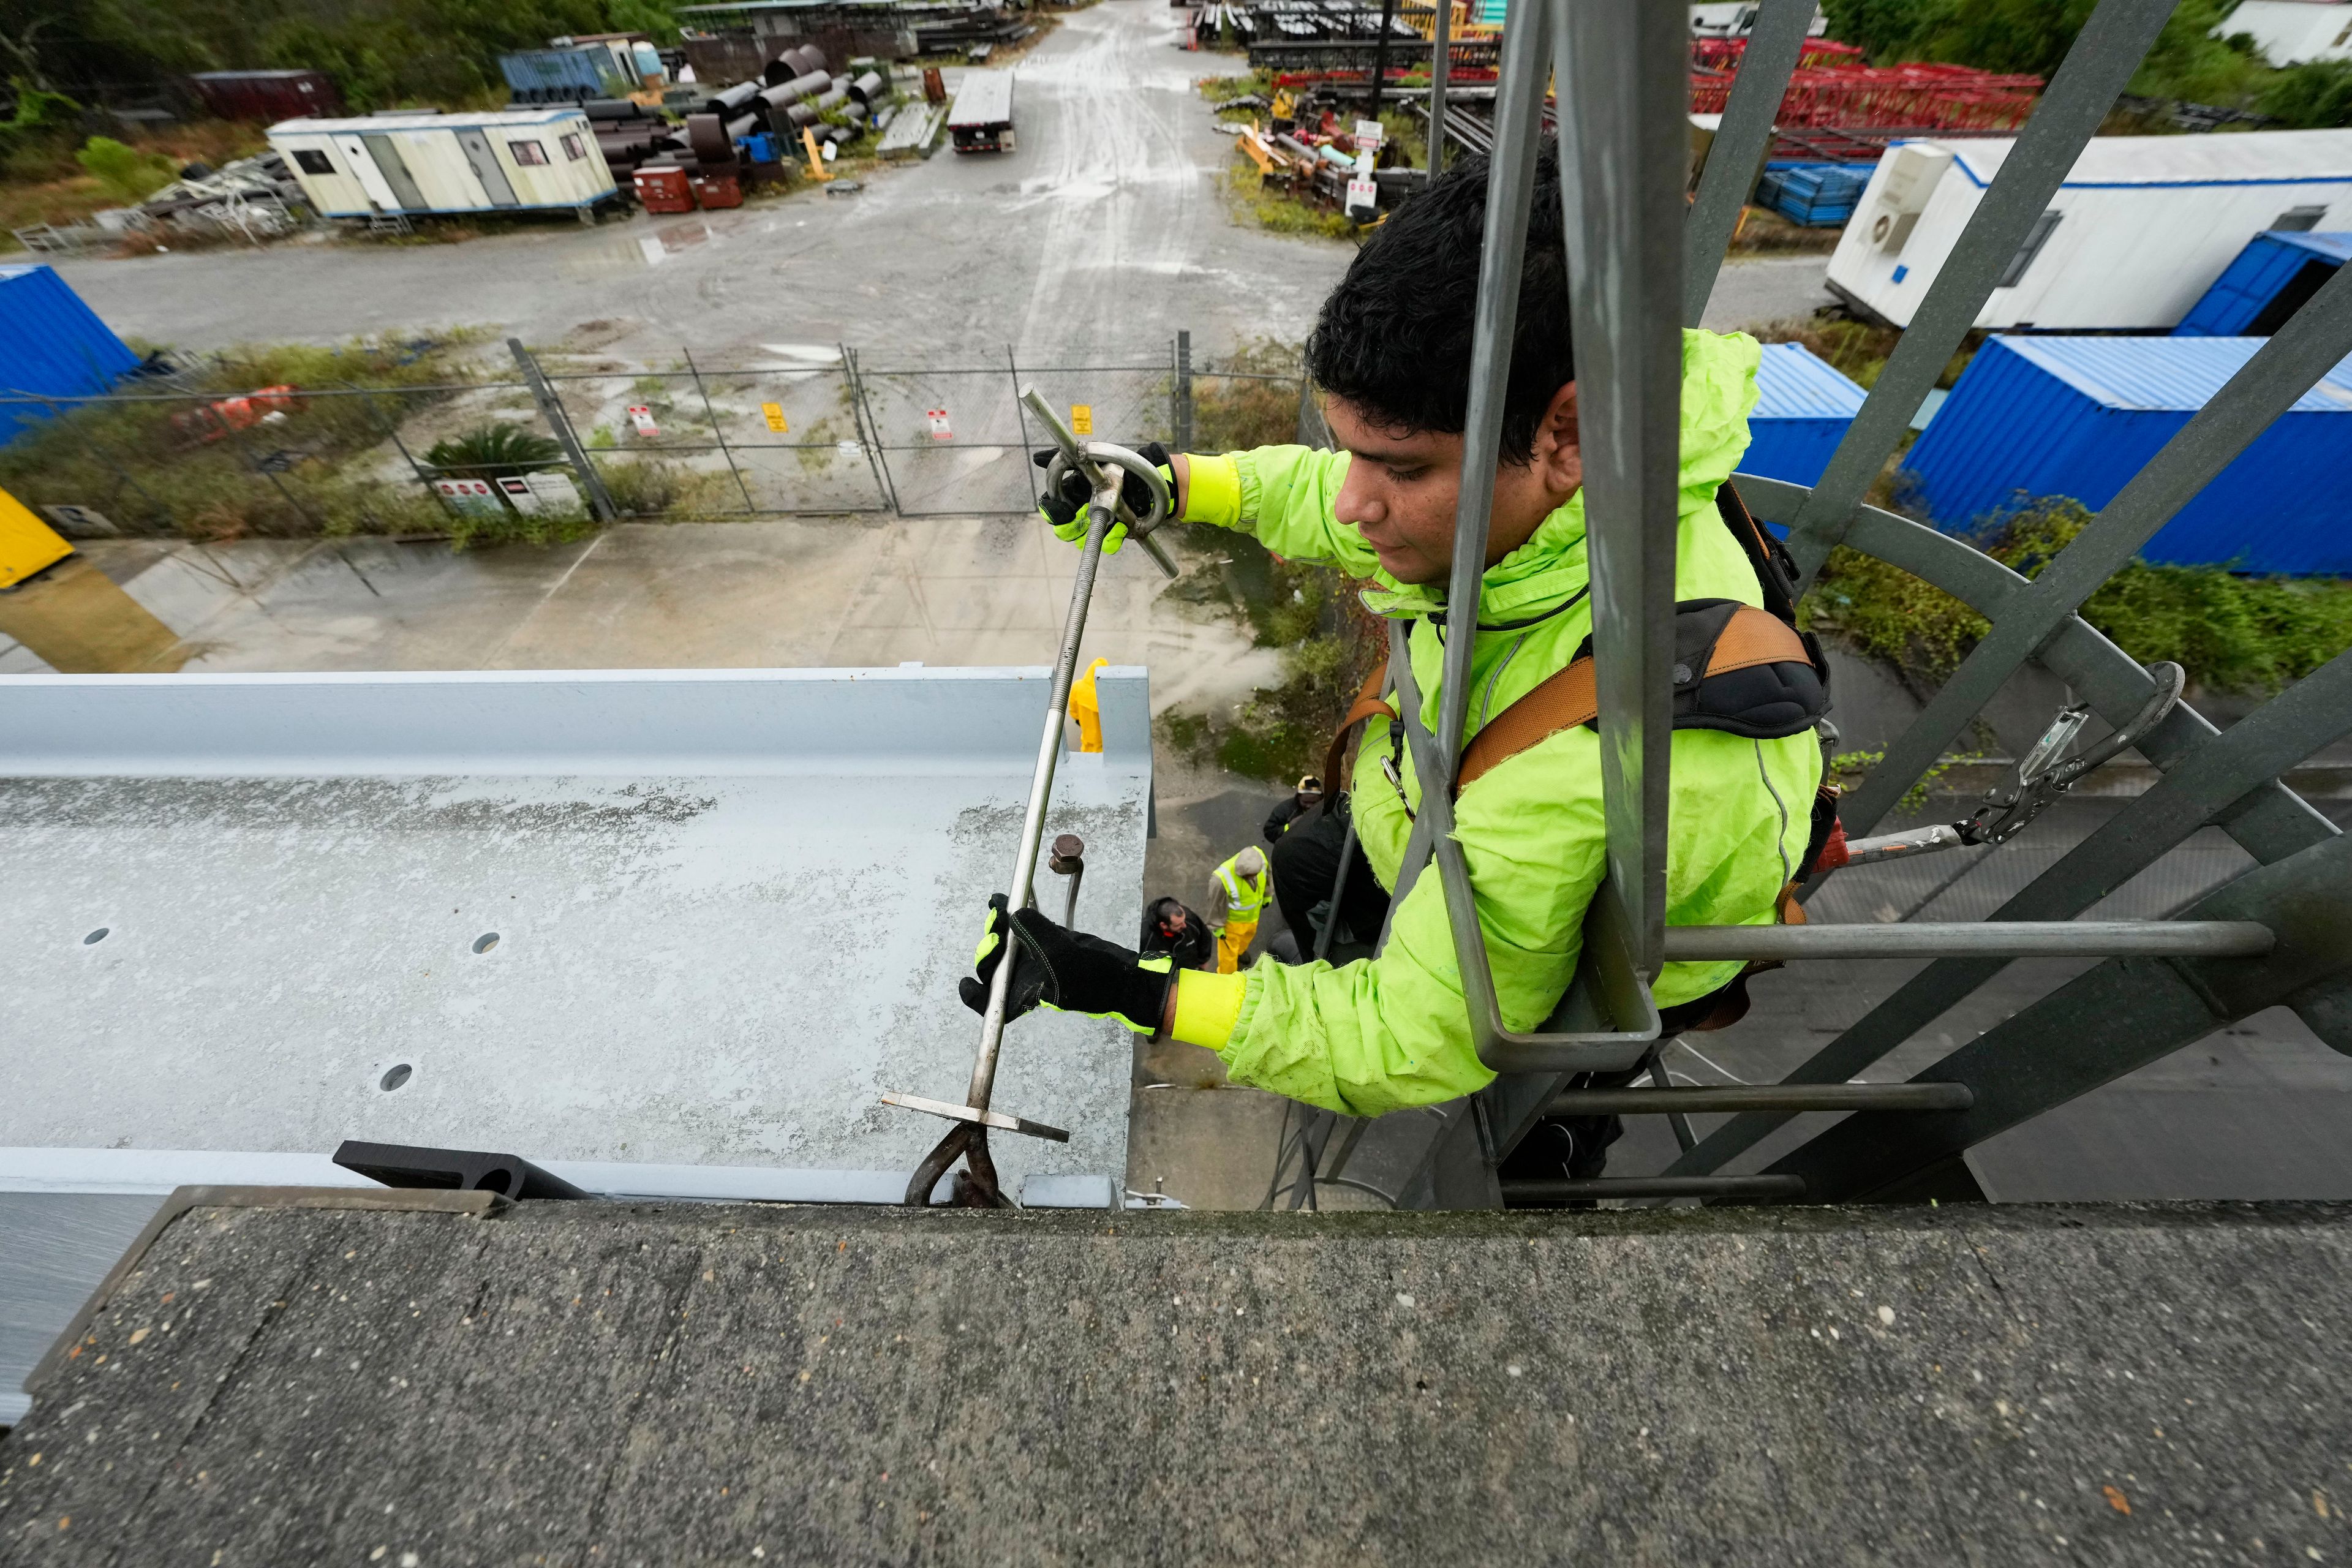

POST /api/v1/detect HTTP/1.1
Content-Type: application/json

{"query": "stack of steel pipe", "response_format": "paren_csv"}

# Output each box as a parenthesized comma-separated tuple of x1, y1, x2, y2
(848, 70, 887, 107)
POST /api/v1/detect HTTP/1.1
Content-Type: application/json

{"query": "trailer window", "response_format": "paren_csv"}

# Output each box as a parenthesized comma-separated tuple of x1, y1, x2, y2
(1996, 209, 2063, 288)
(509, 140, 550, 166)
(292, 148, 335, 176)
(560, 132, 588, 161)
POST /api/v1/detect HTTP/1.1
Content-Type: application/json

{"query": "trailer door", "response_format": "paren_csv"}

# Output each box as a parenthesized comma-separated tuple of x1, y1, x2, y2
(360, 134, 428, 211)
(456, 127, 520, 206)
(331, 134, 402, 211)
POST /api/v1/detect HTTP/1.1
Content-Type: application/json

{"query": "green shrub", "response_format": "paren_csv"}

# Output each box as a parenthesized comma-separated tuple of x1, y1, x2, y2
(74, 136, 176, 202)
(423, 422, 563, 480)
(1804, 496, 2352, 696)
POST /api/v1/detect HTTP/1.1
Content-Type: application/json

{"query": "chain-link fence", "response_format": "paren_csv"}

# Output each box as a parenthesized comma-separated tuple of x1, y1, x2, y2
(0, 335, 1313, 545)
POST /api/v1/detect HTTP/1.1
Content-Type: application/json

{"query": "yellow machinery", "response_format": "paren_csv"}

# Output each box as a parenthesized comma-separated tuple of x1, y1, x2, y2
(0, 483, 72, 590)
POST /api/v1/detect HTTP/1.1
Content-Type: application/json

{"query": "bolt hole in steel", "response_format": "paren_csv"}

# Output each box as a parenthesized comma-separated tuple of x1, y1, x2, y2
(380, 1064, 413, 1092)
(82, 927, 109, 945)
(472, 932, 499, 954)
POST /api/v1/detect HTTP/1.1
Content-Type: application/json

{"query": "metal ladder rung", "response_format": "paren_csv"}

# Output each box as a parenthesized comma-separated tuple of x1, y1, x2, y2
(1544, 1082, 1972, 1116)
(1499, 1175, 1804, 1202)
(1661, 919, 2273, 961)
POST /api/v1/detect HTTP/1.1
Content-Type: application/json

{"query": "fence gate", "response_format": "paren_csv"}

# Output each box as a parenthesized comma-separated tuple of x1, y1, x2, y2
(852, 350, 1177, 518)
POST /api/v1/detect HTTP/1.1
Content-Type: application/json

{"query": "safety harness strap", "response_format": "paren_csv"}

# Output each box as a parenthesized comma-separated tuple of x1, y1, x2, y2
(1453, 605, 1813, 791)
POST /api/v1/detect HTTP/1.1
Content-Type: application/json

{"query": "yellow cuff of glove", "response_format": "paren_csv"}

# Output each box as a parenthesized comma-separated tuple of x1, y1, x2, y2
(1168, 968, 1247, 1050)
(1182, 453, 1242, 529)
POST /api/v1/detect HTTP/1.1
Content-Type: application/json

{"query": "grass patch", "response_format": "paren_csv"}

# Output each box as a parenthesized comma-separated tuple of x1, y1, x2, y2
(1803, 496, 2352, 698)
(1, 123, 271, 247)
(1219, 162, 1359, 241)
(1193, 339, 1307, 453)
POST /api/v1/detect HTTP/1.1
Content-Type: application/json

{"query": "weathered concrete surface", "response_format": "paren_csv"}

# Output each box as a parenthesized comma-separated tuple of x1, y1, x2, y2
(5, 1195, 2350, 1564)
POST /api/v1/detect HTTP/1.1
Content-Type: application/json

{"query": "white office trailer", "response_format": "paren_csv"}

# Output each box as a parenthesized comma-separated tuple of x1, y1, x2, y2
(1827, 129, 2352, 330)
(268, 108, 619, 221)
(1688, 2, 1826, 37)
(2218, 0, 2352, 66)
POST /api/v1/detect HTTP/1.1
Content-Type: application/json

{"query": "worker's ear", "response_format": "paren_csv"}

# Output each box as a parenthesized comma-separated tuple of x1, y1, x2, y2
(1529, 381, 1581, 497)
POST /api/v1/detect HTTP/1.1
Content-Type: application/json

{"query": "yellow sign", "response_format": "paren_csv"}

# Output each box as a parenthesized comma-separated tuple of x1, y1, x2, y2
(1070, 404, 1093, 435)
(0, 483, 73, 590)
(761, 402, 788, 433)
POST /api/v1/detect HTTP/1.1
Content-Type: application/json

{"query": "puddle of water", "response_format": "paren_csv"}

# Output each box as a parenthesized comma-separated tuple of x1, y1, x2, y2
(560, 221, 717, 277)
(0, 555, 189, 673)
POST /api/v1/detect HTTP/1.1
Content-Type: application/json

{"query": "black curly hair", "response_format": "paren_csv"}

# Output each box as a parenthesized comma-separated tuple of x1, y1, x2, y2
(1303, 140, 1573, 465)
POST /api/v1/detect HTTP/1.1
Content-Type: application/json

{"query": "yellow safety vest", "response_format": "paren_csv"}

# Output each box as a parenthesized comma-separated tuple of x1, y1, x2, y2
(1213, 856, 1270, 925)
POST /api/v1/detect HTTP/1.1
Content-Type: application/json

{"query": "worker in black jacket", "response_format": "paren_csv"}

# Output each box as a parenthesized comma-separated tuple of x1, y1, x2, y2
(1260, 775, 1324, 846)
(1138, 897, 1214, 972)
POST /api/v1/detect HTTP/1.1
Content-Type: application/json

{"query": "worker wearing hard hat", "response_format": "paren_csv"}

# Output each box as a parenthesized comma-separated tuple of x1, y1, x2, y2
(965, 140, 1823, 1139)
(1203, 846, 1271, 973)
(1261, 775, 1324, 845)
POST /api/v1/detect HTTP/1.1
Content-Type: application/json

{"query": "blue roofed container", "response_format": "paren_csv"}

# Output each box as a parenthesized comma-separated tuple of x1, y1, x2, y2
(2173, 230, 2352, 336)
(500, 47, 626, 104)
(0, 264, 140, 446)
(1739, 342, 1868, 488)
(1901, 335, 2352, 575)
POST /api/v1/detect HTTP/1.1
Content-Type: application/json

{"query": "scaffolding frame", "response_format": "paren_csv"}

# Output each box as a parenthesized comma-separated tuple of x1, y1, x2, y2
(1283, 0, 2352, 1211)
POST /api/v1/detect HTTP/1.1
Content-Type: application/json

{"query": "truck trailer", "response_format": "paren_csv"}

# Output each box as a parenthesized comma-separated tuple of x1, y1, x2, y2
(268, 108, 619, 221)
(947, 70, 1016, 154)
(1826, 129, 2352, 331)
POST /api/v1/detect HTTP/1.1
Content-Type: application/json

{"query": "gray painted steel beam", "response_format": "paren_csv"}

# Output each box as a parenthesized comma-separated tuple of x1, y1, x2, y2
(1841, 260, 2352, 837)
(1684, 0, 1813, 326)
(1501, 1175, 1806, 1202)
(1781, 0, 2173, 587)
(1546, 1083, 1973, 1115)
(1673, 646, 2352, 1178)
(1431, 0, 1548, 790)
(1662, 920, 2275, 962)
(1763, 832, 2352, 1202)
(1554, 0, 1684, 974)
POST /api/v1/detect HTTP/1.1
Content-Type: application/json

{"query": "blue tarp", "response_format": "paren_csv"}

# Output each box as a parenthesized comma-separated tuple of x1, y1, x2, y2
(0, 265, 140, 447)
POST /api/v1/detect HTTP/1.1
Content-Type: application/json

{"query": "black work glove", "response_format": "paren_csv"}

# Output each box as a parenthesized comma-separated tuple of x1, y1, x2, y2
(962, 893, 1174, 1035)
(1031, 440, 1173, 548)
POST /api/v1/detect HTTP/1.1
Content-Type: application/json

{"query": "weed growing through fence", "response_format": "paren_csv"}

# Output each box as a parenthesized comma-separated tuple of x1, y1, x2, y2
(1193, 339, 1306, 453)
(0, 334, 486, 541)
(1803, 496, 2352, 696)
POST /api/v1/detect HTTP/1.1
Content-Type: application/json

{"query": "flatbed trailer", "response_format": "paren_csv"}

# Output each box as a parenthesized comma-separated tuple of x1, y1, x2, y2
(947, 69, 1016, 153)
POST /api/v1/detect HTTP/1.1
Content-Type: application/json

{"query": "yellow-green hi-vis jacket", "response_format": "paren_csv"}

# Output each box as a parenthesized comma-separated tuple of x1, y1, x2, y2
(1177, 329, 1823, 1117)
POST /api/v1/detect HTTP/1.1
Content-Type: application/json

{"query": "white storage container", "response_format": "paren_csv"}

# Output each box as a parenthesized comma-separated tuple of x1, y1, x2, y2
(268, 108, 617, 219)
(1826, 129, 2352, 331)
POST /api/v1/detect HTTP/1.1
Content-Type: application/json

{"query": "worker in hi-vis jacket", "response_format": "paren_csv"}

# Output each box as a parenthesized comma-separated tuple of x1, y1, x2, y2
(1203, 846, 1270, 974)
(959, 143, 1821, 1182)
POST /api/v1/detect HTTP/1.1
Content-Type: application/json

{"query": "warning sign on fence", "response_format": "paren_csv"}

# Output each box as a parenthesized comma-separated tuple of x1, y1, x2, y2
(1070, 404, 1093, 435)
(525, 471, 584, 517)
(432, 478, 503, 519)
(496, 475, 541, 515)
(927, 407, 952, 440)
(628, 405, 660, 437)
(761, 402, 788, 433)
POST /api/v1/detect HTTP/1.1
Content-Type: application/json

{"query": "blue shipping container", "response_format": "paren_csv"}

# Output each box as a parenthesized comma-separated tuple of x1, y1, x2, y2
(1740, 342, 1868, 489)
(2174, 230, 2352, 337)
(0, 265, 140, 447)
(1902, 335, 2352, 575)
(500, 48, 618, 104)
(1754, 162, 1869, 227)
